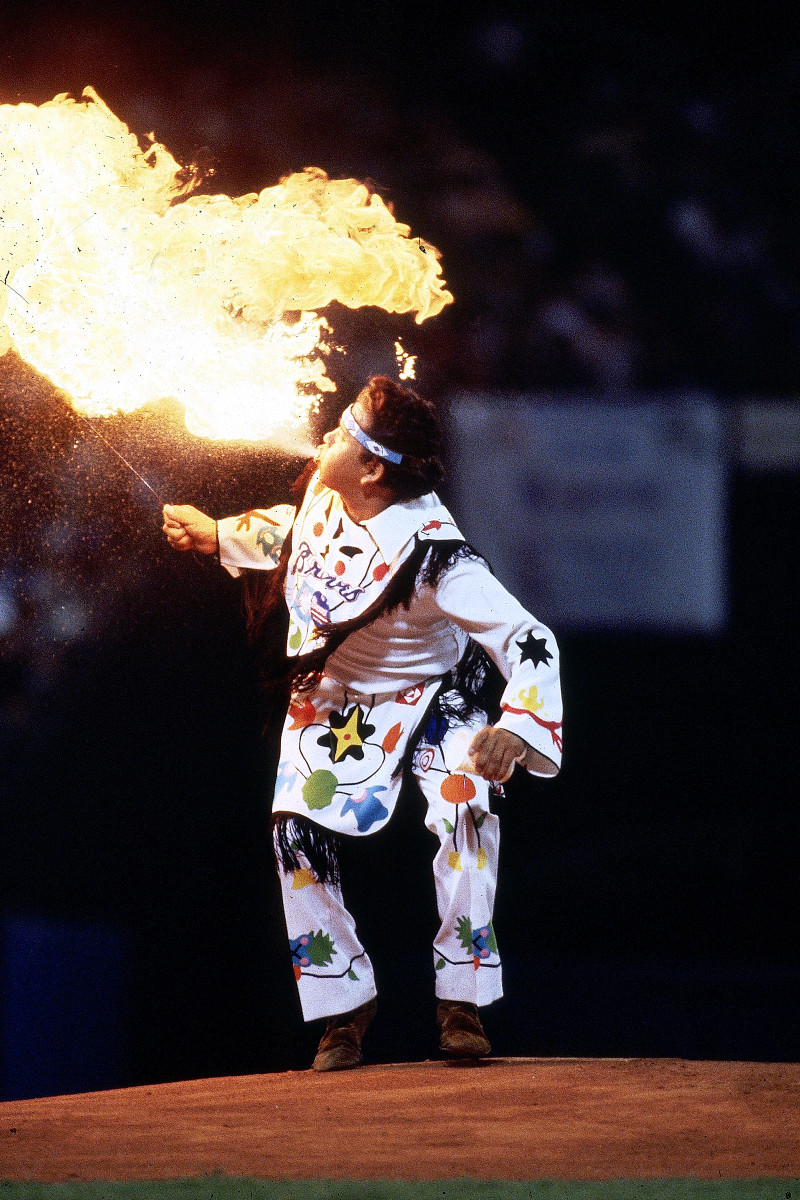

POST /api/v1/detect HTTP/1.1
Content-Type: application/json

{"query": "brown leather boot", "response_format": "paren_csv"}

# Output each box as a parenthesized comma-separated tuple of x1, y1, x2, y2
(312, 997, 377, 1072)
(437, 999, 491, 1058)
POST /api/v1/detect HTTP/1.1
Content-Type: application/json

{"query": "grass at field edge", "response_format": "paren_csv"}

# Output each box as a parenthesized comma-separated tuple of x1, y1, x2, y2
(1, 1179, 798, 1199)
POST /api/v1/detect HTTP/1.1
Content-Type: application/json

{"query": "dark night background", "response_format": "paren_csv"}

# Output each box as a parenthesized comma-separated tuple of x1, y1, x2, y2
(1, 2, 799, 1098)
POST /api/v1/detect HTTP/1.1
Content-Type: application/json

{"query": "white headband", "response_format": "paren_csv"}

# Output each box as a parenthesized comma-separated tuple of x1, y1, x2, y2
(341, 405, 407, 466)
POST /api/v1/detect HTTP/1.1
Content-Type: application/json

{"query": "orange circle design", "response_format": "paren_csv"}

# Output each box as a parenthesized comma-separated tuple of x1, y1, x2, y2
(440, 773, 476, 804)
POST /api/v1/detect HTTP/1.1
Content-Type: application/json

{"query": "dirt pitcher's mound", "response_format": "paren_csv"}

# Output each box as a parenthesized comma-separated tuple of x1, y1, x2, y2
(1, 1058, 798, 1183)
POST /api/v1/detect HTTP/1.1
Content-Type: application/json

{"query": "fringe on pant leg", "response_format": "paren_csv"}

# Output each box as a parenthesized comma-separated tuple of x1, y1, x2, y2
(272, 813, 342, 889)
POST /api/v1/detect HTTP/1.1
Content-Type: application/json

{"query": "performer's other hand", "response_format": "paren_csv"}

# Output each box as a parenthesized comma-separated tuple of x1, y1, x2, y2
(162, 504, 217, 555)
(467, 727, 526, 782)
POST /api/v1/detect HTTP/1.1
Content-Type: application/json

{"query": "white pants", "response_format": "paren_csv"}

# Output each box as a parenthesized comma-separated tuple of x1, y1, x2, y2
(276, 716, 503, 1021)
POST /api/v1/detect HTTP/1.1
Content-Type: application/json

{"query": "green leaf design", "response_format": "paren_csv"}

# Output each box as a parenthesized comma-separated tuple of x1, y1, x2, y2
(302, 769, 337, 810)
(443, 818, 454, 834)
(474, 812, 486, 829)
(486, 921, 498, 954)
(435, 958, 446, 971)
(306, 930, 336, 967)
(347, 969, 359, 981)
(455, 915, 472, 952)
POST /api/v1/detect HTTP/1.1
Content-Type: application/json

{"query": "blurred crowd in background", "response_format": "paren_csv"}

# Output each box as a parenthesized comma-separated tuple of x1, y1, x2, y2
(102, 11, 800, 395)
(115, 32, 800, 396)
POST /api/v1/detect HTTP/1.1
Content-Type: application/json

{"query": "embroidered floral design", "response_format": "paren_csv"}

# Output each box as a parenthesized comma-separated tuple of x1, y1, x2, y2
(302, 769, 338, 809)
(382, 722, 403, 753)
(317, 704, 376, 763)
(415, 746, 435, 773)
(419, 518, 456, 537)
(440, 773, 477, 804)
(294, 584, 315, 620)
(515, 685, 544, 713)
(290, 930, 337, 979)
(291, 869, 316, 890)
(236, 510, 279, 532)
(341, 785, 389, 832)
(256, 525, 285, 563)
(288, 698, 317, 730)
(456, 916, 498, 968)
(275, 760, 300, 795)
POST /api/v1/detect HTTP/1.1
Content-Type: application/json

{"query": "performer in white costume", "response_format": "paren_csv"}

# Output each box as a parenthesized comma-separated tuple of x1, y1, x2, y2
(163, 376, 562, 1070)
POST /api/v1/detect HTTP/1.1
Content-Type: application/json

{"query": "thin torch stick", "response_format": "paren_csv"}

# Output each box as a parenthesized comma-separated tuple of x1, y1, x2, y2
(73, 410, 211, 564)
(73, 413, 208, 566)
(74, 412, 165, 506)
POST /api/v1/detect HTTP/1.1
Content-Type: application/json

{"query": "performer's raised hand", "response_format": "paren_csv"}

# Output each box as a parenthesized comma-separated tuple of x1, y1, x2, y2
(162, 504, 217, 555)
(467, 726, 558, 781)
(467, 727, 526, 782)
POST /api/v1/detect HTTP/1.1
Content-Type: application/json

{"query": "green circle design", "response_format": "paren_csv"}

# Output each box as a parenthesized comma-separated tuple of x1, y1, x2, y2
(302, 769, 338, 810)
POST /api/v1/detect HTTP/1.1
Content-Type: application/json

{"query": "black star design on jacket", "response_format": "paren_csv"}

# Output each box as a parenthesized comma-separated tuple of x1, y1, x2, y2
(318, 704, 376, 763)
(516, 631, 553, 668)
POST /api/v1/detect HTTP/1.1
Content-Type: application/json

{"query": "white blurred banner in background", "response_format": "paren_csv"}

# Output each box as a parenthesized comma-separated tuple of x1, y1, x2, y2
(448, 395, 727, 633)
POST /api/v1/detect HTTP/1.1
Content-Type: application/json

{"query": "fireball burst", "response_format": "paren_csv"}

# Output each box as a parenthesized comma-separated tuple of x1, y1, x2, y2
(0, 88, 452, 442)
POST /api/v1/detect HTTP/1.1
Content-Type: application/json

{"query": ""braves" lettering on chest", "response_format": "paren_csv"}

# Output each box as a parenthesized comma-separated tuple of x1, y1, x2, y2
(291, 541, 367, 603)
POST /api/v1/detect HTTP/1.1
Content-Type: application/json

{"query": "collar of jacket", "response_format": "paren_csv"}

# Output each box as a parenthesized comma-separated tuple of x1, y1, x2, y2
(305, 470, 464, 565)
(358, 490, 464, 564)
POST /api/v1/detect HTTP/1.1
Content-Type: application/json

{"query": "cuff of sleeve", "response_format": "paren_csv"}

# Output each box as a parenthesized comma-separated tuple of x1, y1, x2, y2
(217, 515, 243, 578)
(216, 507, 294, 576)
(496, 710, 562, 776)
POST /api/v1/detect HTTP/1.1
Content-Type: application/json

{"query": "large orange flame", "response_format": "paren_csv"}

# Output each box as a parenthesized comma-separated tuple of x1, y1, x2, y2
(0, 88, 452, 441)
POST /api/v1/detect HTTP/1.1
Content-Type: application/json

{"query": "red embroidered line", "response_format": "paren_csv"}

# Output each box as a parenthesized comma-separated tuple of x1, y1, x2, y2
(501, 705, 563, 752)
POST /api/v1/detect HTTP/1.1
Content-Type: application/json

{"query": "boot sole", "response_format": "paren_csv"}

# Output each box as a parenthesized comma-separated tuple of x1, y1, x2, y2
(440, 1038, 491, 1059)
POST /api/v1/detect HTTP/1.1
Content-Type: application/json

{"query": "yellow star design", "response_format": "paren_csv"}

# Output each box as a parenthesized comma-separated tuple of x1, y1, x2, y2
(331, 706, 365, 762)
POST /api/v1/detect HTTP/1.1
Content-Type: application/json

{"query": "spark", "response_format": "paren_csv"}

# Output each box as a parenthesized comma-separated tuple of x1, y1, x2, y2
(394, 339, 417, 381)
